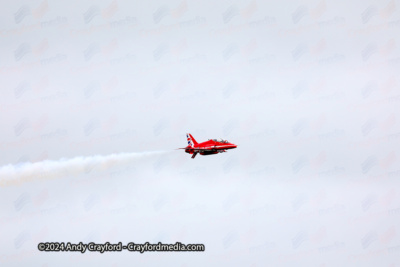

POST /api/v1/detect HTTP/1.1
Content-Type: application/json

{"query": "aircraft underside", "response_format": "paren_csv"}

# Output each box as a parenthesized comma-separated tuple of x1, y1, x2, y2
(186, 150, 225, 158)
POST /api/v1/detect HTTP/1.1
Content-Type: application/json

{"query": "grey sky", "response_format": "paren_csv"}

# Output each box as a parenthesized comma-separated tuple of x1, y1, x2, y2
(1, 0, 399, 266)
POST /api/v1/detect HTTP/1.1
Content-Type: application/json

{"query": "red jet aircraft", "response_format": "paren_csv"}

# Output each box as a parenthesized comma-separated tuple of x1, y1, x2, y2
(179, 133, 237, 159)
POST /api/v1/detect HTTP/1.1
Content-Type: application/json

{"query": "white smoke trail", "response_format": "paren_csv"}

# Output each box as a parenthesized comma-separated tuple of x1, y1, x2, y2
(0, 151, 168, 186)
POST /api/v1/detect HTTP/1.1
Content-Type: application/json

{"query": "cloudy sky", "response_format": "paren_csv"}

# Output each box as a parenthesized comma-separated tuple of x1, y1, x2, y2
(1, 0, 399, 266)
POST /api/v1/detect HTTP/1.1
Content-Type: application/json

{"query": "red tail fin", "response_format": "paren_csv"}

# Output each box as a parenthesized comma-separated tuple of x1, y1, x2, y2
(186, 133, 198, 147)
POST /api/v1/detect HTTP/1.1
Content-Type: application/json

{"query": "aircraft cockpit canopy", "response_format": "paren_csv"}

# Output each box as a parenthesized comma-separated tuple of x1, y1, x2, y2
(211, 138, 228, 143)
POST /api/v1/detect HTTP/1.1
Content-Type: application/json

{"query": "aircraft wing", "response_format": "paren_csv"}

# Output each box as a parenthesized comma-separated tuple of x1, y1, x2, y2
(176, 147, 210, 151)
(192, 147, 226, 152)
(178, 146, 231, 152)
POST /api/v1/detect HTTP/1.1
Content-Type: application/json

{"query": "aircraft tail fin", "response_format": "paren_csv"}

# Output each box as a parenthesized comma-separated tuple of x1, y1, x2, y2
(186, 133, 198, 147)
